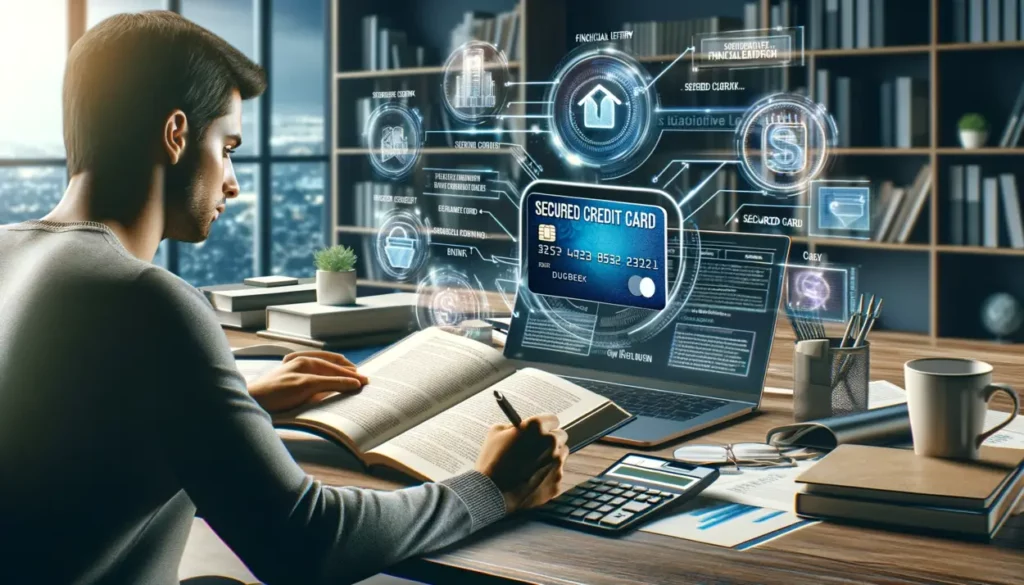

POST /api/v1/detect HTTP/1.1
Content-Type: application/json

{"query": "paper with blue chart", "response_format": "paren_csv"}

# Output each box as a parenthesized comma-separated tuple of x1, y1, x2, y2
(641, 497, 814, 550)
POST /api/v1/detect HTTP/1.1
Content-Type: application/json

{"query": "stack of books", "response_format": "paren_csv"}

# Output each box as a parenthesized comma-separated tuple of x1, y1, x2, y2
(872, 165, 932, 243)
(202, 278, 317, 330)
(947, 167, 1024, 249)
(257, 292, 418, 350)
(795, 444, 1024, 541)
(996, 80, 1024, 148)
(953, 0, 1024, 43)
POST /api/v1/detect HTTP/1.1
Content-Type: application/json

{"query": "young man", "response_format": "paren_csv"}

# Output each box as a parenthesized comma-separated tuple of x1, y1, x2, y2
(0, 11, 568, 585)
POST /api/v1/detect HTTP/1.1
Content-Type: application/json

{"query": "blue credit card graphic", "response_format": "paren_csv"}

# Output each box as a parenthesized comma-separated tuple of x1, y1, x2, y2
(526, 192, 668, 310)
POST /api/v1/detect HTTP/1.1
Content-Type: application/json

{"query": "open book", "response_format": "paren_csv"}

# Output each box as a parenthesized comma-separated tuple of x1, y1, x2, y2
(273, 327, 633, 482)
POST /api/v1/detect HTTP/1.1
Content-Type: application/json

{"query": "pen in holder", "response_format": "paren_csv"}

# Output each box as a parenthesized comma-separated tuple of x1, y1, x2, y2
(793, 337, 870, 422)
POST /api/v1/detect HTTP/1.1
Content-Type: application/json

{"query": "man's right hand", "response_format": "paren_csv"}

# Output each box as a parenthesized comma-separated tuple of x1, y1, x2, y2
(474, 414, 569, 514)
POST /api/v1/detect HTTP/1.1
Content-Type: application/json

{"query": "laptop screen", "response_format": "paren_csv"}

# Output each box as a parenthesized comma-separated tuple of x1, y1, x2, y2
(504, 231, 791, 403)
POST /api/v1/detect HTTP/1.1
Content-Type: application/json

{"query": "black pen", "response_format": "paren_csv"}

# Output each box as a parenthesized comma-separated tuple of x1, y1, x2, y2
(493, 390, 522, 427)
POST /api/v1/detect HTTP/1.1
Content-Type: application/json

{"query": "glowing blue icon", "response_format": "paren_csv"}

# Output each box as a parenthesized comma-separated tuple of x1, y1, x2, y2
(763, 122, 807, 174)
(577, 83, 622, 129)
(819, 187, 870, 231)
(383, 226, 417, 269)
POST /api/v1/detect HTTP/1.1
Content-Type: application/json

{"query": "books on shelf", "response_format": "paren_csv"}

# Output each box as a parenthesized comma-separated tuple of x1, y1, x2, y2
(448, 7, 521, 60)
(950, 165, 965, 245)
(271, 327, 632, 482)
(984, 177, 1000, 247)
(947, 169, 1024, 249)
(963, 0, 1024, 43)
(618, 17, 743, 57)
(998, 173, 1024, 248)
(966, 164, 982, 246)
(806, 0, 886, 49)
(895, 77, 928, 148)
(998, 81, 1024, 147)
(361, 15, 429, 71)
(794, 444, 1024, 540)
(872, 164, 931, 243)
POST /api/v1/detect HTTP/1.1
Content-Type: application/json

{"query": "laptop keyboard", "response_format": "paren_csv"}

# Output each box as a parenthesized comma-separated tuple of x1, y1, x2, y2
(569, 378, 728, 421)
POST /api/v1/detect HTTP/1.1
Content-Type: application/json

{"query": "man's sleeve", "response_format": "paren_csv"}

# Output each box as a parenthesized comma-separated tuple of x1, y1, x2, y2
(134, 269, 506, 585)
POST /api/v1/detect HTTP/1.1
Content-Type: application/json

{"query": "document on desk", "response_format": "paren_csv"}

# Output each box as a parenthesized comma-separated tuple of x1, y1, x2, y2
(641, 497, 816, 550)
(703, 460, 818, 513)
(767, 380, 1024, 448)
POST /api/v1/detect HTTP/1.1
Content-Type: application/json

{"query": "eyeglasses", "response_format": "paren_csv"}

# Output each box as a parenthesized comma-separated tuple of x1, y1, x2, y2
(672, 443, 818, 470)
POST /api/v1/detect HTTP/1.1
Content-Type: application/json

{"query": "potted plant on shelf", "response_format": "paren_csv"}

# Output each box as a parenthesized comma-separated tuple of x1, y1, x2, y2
(314, 245, 357, 306)
(958, 113, 988, 149)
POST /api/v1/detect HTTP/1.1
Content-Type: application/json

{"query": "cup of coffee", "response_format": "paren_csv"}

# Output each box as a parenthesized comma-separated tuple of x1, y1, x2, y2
(904, 358, 1020, 459)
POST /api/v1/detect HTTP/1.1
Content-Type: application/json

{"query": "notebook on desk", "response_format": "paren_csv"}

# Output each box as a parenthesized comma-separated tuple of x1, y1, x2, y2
(794, 444, 1024, 540)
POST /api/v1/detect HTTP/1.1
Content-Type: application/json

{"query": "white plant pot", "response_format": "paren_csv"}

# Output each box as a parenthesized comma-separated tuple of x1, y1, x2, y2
(959, 130, 988, 149)
(316, 269, 357, 306)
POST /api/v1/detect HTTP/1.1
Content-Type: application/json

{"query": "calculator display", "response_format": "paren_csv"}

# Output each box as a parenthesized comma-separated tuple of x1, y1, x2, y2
(607, 464, 697, 490)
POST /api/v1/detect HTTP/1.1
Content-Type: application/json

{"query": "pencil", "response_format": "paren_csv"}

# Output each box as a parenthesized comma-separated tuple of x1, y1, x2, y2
(494, 390, 522, 427)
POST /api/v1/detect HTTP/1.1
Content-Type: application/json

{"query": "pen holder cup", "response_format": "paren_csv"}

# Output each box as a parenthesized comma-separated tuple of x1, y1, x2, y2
(793, 338, 870, 422)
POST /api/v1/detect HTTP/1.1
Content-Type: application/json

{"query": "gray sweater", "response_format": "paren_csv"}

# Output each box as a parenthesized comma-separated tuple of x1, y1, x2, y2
(0, 220, 506, 585)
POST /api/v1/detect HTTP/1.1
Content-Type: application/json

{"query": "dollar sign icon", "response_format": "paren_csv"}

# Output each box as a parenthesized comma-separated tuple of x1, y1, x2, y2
(763, 122, 806, 174)
(433, 289, 461, 326)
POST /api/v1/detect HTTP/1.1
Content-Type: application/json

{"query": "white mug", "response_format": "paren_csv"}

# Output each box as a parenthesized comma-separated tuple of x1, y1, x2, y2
(904, 358, 1020, 460)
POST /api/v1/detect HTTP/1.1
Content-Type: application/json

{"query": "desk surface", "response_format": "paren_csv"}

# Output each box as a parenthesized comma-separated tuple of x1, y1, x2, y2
(226, 324, 1024, 585)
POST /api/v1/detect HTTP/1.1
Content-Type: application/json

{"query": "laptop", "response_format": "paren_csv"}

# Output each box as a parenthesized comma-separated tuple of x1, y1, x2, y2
(503, 230, 791, 447)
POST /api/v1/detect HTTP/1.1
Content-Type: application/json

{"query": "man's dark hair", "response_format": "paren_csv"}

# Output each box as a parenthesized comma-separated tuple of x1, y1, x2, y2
(63, 11, 266, 178)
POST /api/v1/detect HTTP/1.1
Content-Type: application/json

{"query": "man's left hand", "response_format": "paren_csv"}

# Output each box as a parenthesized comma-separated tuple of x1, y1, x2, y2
(247, 351, 368, 413)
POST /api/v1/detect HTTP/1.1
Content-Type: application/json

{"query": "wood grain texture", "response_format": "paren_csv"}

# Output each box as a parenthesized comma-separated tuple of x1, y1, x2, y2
(226, 325, 1024, 585)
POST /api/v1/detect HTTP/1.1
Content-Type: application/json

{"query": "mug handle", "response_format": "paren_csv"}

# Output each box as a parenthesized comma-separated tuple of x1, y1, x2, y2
(977, 383, 1021, 448)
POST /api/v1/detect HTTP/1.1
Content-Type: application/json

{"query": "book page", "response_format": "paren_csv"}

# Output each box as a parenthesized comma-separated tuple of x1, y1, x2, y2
(368, 367, 609, 481)
(290, 328, 514, 452)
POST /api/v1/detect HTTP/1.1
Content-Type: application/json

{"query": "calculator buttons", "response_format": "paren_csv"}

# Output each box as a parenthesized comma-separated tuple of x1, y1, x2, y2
(610, 497, 627, 506)
(584, 491, 601, 499)
(609, 488, 625, 496)
(570, 509, 588, 518)
(583, 501, 601, 510)
(622, 501, 651, 514)
(635, 494, 649, 502)
(597, 494, 614, 503)
(567, 487, 586, 497)
(598, 505, 615, 513)
(584, 511, 604, 522)
(601, 510, 635, 526)
(622, 491, 638, 498)
(569, 498, 587, 507)
(632, 486, 648, 492)
(605, 481, 620, 486)
(647, 497, 661, 504)
(594, 485, 611, 493)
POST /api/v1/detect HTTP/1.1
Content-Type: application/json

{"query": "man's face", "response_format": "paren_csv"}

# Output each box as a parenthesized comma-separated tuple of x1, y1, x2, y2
(164, 89, 242, 242)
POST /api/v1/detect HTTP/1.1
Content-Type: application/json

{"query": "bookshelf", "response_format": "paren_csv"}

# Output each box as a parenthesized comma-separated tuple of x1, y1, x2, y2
(330, 0, 1024, 344)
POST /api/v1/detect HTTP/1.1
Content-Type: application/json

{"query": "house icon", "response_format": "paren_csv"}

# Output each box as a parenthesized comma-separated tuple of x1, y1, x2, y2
(577, 83, 622, 129)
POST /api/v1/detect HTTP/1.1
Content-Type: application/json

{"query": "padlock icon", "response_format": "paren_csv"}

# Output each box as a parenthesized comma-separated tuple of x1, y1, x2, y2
(383, 226, 417, 269)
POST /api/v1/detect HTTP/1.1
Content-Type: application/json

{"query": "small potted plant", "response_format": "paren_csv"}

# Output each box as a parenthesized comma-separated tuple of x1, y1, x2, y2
(958, 113, 988, 149)
(314, 245, 358, 305)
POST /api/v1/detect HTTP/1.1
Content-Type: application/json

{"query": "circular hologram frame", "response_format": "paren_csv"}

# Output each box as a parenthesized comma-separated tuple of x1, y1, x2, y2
(374, 209, 430, 281)
(441, 41, 511, 124)
(547, 47, 658, 178)
(416, 268, 492, 331)
(364, 103, 423, 180)
(791, 270, 832, 311)
(734, 93, 837, 195)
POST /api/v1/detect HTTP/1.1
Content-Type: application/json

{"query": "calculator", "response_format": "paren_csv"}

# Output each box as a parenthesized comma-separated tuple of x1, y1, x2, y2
(536, 453, 719, 533)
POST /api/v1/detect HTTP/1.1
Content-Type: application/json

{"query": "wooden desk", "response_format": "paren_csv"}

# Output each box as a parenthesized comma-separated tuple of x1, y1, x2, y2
(226, 325, 1024, 585)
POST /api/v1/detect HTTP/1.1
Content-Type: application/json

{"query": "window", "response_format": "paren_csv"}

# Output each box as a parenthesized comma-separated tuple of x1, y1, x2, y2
(271, 0, 326, 156)
(272, 162, 326, 277)
(87, 0, 168, 29)
(0, 0, 330, 287)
